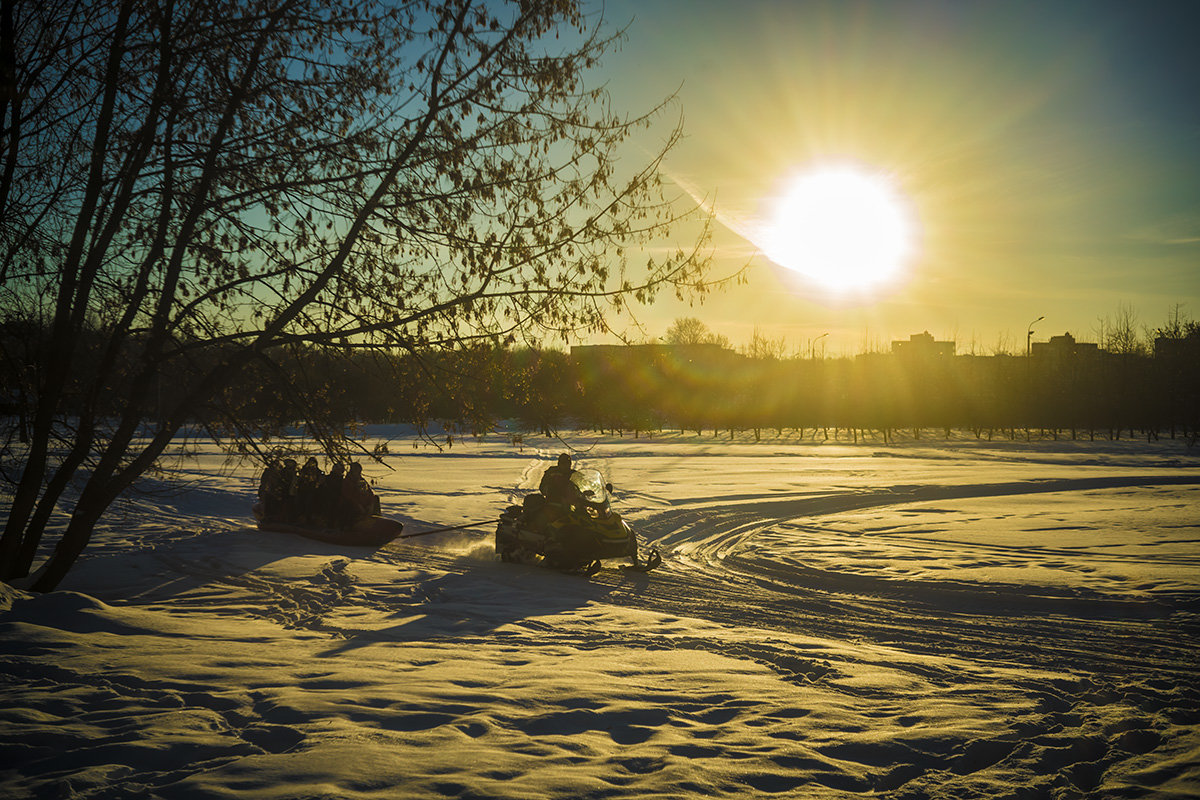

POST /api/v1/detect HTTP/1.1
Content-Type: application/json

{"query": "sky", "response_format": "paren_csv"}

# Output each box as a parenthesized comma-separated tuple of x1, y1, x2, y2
(594, 0, 1200, 355)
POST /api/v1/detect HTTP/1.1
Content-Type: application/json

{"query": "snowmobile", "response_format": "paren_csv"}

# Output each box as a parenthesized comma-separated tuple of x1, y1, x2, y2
(495, 468, 662, 575)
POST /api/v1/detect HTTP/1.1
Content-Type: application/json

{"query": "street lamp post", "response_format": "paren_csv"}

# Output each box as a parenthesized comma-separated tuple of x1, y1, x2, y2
(810, 332, 828, 361)
(1026, 316, 1044, 358)
(1024, 315, 1044, 442)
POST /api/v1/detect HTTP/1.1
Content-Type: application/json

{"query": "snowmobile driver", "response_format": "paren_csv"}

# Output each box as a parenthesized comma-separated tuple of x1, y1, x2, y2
(539, 453, 576, 502)
(522, 453, 575, 523)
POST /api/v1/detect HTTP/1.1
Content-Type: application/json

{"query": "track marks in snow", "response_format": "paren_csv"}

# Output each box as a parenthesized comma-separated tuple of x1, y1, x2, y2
(569, 473, 1200, 796)
(11, 452, 1197, 799)
(0, 649, 305, 799)
(637, 474, 1200, 564)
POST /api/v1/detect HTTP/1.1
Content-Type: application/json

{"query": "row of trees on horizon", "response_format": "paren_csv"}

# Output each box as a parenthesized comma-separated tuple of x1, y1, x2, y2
(659, 305, 1197, 360)
(6, 309, 1195, 446)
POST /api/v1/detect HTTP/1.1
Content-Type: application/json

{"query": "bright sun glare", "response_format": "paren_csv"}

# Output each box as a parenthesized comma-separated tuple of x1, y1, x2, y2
(760, 165, 915, 292)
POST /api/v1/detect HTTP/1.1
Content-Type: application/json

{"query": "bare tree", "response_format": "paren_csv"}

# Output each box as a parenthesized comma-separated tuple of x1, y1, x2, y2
(0, 0, 719, 590)
(1096, 303, 1148, 356)
(742, 327, 787, 360)
(1151, 303, 1196, 342)
(665, 316, 713, 346)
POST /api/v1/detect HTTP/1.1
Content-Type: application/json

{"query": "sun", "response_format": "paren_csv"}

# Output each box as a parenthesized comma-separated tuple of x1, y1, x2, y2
(760, 165, 916, 292)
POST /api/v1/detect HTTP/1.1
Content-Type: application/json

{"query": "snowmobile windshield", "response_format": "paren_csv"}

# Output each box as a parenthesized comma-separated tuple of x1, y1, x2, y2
(569, 469, 608, 503)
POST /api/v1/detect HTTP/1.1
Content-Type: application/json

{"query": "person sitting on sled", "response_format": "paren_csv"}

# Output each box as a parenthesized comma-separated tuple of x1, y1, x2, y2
(255, 459, 282, 523)
(257, 458, 300, 523)
(317, 462, 344, 528)
(339, 462, 378, 528)
(295, 457, 324, 525)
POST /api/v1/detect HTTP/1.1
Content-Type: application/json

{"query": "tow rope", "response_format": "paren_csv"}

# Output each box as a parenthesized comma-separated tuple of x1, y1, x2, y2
(397, 518, 499, 540)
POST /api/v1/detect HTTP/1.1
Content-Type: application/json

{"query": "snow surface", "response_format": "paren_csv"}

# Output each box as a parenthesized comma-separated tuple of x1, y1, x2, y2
(3, 429, 1200, 799)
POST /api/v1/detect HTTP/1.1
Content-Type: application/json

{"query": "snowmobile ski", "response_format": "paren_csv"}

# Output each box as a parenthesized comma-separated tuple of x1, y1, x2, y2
(620, 547, 663, 573)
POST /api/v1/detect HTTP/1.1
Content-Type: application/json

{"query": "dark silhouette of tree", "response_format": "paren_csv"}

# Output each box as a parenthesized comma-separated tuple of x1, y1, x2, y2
(1149, 308, 1200, 439)
(1096, 303, 1149, 357)
(664, 316, 712, 346)
(741, 327, 788, 360)
(0, 0, 717, 590)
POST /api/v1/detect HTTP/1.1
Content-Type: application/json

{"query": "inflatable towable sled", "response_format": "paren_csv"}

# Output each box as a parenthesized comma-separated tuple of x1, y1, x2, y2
(252, 502, 404, 547)
(495, 468, 661, 575)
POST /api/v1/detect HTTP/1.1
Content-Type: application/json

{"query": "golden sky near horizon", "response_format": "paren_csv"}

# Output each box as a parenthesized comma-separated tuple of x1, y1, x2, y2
(597, 0, 1200, 355)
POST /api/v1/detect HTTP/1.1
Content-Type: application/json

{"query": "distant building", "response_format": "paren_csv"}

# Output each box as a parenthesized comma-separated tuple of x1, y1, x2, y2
(1030, 332, 1099, 362)
(891, 331, 954, 358)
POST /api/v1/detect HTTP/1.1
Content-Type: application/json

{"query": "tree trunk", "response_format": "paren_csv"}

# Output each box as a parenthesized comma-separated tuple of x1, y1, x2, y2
(30, 493, 110, 592)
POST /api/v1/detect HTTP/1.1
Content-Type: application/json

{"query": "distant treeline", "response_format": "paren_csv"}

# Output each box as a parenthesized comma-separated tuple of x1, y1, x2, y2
(3, 322, 1198, 446)
(568, 340, 1199, 443)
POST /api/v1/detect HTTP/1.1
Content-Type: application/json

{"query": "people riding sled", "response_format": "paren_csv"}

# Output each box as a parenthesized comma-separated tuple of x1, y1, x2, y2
(255, 458, 379, 532)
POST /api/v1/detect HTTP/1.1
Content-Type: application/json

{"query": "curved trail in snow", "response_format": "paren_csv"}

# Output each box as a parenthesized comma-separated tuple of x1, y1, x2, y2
(381, 472, 1200, 677)
(604, 474, 1200, 667)
(640, 474, 1200, 563)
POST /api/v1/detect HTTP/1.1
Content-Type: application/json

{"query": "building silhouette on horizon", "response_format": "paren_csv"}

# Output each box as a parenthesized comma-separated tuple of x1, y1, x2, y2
(891, 331, 955, 359)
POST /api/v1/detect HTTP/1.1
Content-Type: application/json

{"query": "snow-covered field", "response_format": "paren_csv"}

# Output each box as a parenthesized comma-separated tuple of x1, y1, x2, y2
(3, 430, 1199, 799)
